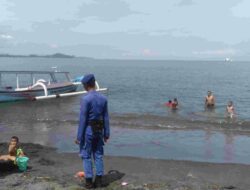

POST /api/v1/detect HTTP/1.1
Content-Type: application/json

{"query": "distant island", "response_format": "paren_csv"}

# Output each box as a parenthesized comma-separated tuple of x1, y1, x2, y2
(0, 53, 75, 58)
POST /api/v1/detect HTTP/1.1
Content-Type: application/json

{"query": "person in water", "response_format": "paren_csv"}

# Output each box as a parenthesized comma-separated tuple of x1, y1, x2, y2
(165, 100, 172, 107)
(0, 136, 24, 162)
(226, 101, 235, 118)
(171, 98, 178, 109)
(205, 91, 215, 108)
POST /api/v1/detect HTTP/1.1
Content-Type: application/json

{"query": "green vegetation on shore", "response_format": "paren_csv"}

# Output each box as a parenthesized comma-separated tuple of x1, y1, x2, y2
(0, 53, 75, 58)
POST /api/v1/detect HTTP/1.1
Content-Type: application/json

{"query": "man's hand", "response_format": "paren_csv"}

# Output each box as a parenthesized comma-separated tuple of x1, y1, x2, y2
(75, 139, 80, 145)
(104, 137, 109, 143)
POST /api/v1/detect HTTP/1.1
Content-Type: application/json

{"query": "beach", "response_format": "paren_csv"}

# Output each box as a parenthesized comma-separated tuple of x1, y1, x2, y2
(1, 58, 250, 189)
(1, 142, 250, 190)
(1, 110, 250, 189)
(2, 0, 250, 188)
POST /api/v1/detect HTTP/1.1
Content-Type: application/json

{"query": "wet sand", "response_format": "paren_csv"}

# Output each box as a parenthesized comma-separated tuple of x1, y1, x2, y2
(1, 143, 250, 190)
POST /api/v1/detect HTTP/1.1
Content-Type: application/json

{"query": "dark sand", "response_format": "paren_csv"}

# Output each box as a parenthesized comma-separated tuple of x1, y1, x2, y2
(1, 143, 250, 190)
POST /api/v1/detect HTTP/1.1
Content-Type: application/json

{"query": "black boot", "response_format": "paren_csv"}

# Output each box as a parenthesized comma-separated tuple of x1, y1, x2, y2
(85, 178, 93, 189)
(94, 175, 102, 188)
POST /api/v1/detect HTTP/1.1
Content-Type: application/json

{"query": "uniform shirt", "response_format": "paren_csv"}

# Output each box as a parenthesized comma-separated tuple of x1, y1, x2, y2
(77, 90, 110, 144)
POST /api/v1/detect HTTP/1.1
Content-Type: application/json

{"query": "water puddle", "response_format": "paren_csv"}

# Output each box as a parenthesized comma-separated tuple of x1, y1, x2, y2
(54, 127, 250, 165)
(103, 128, 250, 164)
(1, 121, 250, 164)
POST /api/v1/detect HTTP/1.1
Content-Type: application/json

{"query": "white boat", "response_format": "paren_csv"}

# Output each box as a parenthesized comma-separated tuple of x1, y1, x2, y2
(0, 71, 107, 102)
(225, 58, 233, 62)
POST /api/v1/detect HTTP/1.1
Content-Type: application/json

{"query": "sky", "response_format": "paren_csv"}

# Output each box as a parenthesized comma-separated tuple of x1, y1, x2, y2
(1, 0, 250, 60)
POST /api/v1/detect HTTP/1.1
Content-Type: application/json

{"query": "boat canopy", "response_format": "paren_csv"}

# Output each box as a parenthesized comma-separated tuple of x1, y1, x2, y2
(0, 71, 108, 102)
(0, 71, 71, 89)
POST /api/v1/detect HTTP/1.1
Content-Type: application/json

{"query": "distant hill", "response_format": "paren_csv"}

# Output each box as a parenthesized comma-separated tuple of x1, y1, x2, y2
(0, 53, 75, 58)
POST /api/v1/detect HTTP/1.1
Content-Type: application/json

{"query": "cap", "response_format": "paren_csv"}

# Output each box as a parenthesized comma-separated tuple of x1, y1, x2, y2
(81, 74, 95, 85)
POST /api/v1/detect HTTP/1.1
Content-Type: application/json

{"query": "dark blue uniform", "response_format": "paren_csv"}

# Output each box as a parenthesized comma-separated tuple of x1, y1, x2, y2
(77, 76, 109, 179)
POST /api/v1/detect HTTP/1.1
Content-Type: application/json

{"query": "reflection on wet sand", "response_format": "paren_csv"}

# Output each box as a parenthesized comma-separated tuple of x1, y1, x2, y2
(204, 130, 235, 163)
(224, 132, 235, 162)
(204, 130, 213, 159)
(0, 100, 250, 164)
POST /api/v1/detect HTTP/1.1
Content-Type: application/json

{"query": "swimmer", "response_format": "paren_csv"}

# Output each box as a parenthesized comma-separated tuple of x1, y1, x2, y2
(226, 101, 235, 118)
(171, 98, 178, 109)
(165, 100, 172, 107)
(205, 91, 215, 108)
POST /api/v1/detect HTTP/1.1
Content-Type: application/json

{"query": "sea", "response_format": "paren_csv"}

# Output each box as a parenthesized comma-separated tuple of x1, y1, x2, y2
(0, 57, 250, 164)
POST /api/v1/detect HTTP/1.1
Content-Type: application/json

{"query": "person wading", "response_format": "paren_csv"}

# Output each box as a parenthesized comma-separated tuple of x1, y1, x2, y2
(75, 74, 110, 189)
(205, 91, 215, 108)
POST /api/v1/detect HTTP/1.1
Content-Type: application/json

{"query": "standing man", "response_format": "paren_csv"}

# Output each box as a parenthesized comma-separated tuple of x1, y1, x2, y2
(205, 91, 215, 108)
(75, 74, 110, 189)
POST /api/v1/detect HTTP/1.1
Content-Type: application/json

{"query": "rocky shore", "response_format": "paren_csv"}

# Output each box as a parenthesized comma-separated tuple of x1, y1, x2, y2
(1, 143, 250, 190)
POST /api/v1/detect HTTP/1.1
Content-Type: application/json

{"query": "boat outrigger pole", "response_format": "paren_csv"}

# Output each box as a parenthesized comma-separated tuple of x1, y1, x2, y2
(34, 81, 107, 101)
(0, 71, 108, 103)
(16, 74, 19, 89)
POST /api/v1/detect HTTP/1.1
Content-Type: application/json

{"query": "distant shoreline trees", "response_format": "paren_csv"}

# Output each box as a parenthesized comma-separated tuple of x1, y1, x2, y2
(0, 53, 75, 58)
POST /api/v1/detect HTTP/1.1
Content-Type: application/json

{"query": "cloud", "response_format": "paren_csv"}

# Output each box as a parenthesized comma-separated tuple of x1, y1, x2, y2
(141, 49, 158, 57)
(0, 0, 15, 22)
(0, 34, 13, 39)
(1, 0, 137, 25)
(0, 0, 83, 30)
(1, 0, 250, 59)
(177, 0, 195, 7)
(192, 48, 236, 56)
(231, 0, 250, 18)
(233, 40, 250, 57)
(72, 0, 250, 44)
(49, 44, 58, 49)
(0, 26, 242, 59)
(77, 0, 137, 22)
(0, 31, 14, 49)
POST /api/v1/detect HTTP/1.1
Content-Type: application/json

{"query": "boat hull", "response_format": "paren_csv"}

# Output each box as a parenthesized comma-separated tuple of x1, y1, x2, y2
(0, 83, 77, 102)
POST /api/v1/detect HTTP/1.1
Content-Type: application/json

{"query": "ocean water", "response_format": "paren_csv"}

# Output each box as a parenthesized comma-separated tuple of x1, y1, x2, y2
(1, 57, 250, 164)
(0, 57, 250, 119)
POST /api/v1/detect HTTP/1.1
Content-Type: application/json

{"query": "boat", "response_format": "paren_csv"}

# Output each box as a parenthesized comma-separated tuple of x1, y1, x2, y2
(225, 57, 233, 62)
(0, 71, 107, 102)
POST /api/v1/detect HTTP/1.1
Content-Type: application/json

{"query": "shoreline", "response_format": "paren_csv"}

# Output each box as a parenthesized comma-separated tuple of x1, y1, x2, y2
(1, 143, 250, 190)
(110, 113, 250, 135)
(24, 112, 250, 134)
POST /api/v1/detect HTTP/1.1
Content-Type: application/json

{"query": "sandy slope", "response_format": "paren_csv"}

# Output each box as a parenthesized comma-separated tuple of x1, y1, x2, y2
(0, 143, 250, 190)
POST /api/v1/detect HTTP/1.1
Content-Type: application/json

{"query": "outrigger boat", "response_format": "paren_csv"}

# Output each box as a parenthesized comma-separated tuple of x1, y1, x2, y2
(0, 71, 107, 102)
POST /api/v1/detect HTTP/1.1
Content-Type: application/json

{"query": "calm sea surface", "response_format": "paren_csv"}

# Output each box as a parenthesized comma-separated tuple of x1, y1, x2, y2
(0, 57, 250, 164)
(0, 57, 249, 119)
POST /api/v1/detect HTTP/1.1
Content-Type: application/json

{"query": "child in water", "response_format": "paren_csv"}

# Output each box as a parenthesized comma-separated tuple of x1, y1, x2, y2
(226, 101, 235, 118)
(165, 100, 172, 107)
(165, 98, 178, 110)
(171, 98, 178, 109)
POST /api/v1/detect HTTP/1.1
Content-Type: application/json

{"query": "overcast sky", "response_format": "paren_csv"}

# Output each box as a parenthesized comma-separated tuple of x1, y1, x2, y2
(1, 0, 250, 59)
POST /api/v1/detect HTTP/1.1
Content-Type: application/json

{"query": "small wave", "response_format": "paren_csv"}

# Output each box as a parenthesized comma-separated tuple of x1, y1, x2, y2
(110, 113, 250, 134)
(114, 143, 143, 148)
(157, 124, 187, 129)
(150, 140, 169, 148)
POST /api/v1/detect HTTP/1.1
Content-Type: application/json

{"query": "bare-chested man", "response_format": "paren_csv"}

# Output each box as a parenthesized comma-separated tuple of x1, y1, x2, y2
(0, 136, 23, 161)
(205, 91, 215, 108)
